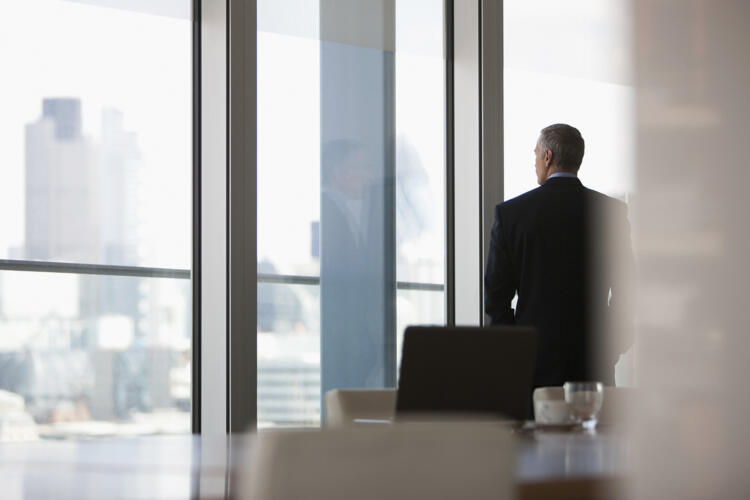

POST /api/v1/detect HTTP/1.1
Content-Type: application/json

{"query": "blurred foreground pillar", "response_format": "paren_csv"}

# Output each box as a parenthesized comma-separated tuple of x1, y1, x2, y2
(634, 1, 750, 498)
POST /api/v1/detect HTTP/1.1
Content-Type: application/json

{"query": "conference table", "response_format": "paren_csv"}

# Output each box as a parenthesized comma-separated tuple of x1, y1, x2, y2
(0, 427, 629, 499)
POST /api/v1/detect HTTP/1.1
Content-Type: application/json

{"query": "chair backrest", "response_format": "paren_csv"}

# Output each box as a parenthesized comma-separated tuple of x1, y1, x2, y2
(396, 326, 537, 420)
(242, 423, 515, 500)
(532, 386, 635, 425)
(325, 389, 397, 427)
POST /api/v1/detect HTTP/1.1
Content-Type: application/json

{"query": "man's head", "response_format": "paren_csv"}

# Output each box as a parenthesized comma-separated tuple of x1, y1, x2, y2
(534, 124, 585, 185)
(322, 139, 369, 198)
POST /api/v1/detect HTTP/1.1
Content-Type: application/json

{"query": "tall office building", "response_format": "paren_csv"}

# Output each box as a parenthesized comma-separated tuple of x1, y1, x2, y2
(42, 98, 82, 141)
(92, 108, 142, 341)
(100, 108, 139, 266)
(25, 100, 141, 266)
(25, 98, 99, 262)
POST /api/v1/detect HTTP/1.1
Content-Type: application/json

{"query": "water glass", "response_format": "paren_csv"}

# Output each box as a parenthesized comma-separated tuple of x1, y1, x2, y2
(563, 381, 604, 430)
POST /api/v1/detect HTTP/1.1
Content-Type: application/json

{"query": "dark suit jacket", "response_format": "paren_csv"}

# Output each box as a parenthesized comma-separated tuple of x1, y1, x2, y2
(484, 177, 632, 388)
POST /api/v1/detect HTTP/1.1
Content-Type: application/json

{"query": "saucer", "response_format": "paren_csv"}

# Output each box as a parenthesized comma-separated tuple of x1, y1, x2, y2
(521, 421, 580, 432)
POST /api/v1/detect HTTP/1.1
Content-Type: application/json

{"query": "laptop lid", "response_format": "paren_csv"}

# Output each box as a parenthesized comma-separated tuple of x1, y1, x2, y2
(396, 326, 537, 420)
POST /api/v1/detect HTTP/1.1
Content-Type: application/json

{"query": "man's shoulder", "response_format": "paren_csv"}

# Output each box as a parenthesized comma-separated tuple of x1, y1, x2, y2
(496, 186, 544, 212)
(583, 187, 628, 210)
(495, 184, 628, 218)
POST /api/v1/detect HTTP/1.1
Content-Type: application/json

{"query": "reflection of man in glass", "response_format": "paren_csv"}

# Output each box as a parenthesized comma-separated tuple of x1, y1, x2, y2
(394, 138, 436, 261)
(321, 140, 370, 251)
(320, 139, 385, 392)
(485, 124, 633, 389)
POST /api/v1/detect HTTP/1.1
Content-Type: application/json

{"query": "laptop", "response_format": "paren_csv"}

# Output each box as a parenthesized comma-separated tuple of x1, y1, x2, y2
(396, 326, 537, 421)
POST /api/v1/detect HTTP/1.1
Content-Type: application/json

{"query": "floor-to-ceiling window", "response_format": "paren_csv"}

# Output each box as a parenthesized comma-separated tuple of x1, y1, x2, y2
(0, 1, 192, 440)
(257, 0, 445, 427)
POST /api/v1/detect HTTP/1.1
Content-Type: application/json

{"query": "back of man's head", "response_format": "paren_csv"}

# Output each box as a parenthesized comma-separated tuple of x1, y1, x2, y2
(538, 124, 585, 172)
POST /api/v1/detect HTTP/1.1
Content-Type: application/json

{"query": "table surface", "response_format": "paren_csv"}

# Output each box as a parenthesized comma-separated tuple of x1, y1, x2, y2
(0, 429, 629, 499)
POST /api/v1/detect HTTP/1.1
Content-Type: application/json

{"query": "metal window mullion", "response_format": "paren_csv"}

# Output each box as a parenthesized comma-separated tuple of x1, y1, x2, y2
(200, 0, 228, 437)
(480, 0, 503, 325)
(445, 0, 456, 325)
(0, 259, 190, 279)
(453, 0, 481, 325)
(192, 0, 203, 435)
(256, 273, 444, 292)
(228, 0, 257, 433)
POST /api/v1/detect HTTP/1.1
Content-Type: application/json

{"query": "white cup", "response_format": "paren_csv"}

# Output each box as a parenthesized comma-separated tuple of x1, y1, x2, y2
(534, 400, 571, 424)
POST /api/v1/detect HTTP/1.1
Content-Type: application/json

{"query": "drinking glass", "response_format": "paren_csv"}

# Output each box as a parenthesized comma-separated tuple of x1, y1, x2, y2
(563, 381, 604, 430)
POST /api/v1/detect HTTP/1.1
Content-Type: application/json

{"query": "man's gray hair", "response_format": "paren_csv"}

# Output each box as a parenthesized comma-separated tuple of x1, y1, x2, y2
(538, 124, 585, 171)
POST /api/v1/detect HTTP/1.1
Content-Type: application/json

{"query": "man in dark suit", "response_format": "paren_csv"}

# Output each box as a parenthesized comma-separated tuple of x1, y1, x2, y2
(485, 124, 632, 388)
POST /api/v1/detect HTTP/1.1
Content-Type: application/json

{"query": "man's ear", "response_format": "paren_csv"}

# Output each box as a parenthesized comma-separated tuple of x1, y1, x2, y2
(544, 149, 553, 167)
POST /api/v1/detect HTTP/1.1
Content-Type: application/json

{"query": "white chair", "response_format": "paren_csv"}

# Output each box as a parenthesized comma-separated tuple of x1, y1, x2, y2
(242, 423, 515, 500)
(533, 386, 635, 425)
(324, 389, 396, 427)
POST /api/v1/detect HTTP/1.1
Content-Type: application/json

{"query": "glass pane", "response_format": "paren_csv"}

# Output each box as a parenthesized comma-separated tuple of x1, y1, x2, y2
(258, 282, 320, 427)
(503, 0, 634, 201)
(257, 0, 445, 427)
(395, 2, 445, 287)
(0, 271, 190, 440)
(0, 1, 192, 440)
(0, 1, 191, 268)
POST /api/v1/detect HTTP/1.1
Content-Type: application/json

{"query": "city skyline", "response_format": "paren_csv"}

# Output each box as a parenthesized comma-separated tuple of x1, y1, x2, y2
(0, 95, 192, 434)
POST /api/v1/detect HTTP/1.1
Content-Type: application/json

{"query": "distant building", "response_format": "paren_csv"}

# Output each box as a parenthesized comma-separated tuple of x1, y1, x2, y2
(100, 108, 139, 266)
(42, 98, 82, 141)
(88, 109, 142, 345)
(25, 98, 99, 262)
(24, 100, 140, 266)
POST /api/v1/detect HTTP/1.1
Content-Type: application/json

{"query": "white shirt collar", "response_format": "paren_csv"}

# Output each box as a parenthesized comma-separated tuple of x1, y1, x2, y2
(547, 172, 578, 180)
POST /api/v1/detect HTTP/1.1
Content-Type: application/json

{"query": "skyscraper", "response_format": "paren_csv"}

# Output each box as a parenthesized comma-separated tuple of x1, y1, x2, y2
(25, 98, 99, 262)
(100, 108, 139, 266)
(42, 98, 82, 141)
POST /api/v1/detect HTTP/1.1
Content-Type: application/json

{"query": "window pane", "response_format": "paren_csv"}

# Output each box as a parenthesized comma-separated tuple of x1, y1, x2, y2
(503, 0, 634, 201)
(257, 0, 445, 427)
(0, 271, 191, 440)
(258, 282, 320, 427)
(0, 1, 192, 440)
(0, 1, 191, 268)
(395, 2, 445, 287)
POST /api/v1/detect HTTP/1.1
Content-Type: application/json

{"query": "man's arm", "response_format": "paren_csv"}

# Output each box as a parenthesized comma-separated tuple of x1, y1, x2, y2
(484, 205, 517, 324)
